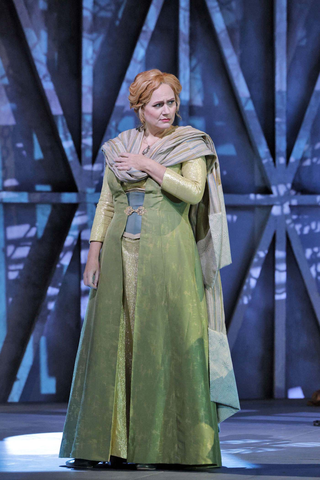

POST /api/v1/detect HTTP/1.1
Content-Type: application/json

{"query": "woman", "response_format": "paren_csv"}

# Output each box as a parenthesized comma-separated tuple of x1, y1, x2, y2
(59, 69, 240, 469)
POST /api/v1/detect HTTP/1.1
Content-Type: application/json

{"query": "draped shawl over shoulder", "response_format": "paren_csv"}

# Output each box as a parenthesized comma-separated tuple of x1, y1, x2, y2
(102, 125, 232, 289)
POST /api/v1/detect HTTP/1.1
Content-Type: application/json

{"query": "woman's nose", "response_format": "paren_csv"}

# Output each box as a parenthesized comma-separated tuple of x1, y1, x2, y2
(162, 104, 170, 114)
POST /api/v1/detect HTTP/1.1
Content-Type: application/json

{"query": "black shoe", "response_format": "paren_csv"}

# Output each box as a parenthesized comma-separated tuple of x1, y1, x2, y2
(109, 455, 126, 468)
(65, 458, 99, 469)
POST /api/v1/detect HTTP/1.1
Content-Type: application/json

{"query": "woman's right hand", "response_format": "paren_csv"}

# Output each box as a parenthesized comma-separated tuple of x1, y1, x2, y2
(83, 241, 102, 289)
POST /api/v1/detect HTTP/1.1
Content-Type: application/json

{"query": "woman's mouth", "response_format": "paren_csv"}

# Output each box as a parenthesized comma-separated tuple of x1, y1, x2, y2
(160, 119, 170, 122)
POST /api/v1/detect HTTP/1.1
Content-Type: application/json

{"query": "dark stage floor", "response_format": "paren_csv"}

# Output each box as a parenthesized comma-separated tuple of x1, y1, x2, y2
(0, 399, 319, 480)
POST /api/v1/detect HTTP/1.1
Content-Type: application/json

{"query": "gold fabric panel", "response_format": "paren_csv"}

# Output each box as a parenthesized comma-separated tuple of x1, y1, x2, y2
(110, 236, 140, 459)
(161, 156, 207, 205)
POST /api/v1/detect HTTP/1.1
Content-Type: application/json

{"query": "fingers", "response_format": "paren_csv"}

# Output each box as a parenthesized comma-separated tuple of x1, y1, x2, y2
(83, 270, 99, 289)
(115, 152, 131, 170)
(114, 157, 129, 166)
(115, 159, 129, 171)
(83, 277, 96, 289)
(93, 269, 100, 289)
(114, 157, 126, 169)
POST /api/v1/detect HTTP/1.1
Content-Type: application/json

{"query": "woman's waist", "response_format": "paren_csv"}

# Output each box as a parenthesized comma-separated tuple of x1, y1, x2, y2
(125, 190, 145, 208)
(123, 190, 145, 237)
(113, 196, 190, 217)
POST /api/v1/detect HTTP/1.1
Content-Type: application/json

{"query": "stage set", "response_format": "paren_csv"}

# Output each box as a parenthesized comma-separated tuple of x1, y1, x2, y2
(0, 0, 320, 479)
(0, 400, 320, 479)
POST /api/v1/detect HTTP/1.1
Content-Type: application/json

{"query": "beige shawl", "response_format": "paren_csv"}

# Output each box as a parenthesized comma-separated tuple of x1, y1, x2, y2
(102, 125, 232, 289)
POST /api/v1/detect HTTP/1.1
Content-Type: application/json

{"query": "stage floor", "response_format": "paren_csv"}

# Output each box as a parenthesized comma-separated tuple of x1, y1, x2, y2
(0, 399, 319, 480)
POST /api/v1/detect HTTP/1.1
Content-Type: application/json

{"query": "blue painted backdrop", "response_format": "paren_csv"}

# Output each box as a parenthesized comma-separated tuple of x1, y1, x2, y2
(0, 0, 319, 402)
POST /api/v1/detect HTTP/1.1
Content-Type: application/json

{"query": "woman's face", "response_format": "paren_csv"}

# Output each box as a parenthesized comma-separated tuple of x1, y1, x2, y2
(142, 83, 177, 134)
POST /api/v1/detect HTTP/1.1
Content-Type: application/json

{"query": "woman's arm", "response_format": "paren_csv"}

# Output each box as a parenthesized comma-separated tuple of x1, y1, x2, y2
(84, 166, 114, 289)
(115, 153, 207, 204)
(89, 166, 114, 243)
(160, 156, 207, 204)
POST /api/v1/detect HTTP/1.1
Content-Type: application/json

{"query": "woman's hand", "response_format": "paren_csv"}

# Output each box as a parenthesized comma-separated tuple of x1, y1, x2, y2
(114, 152, 147, 172)
(83, 241, 102, 289)
(115, 152, 166, 185)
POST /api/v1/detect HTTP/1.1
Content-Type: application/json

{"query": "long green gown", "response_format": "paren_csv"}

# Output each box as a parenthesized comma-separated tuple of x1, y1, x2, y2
(59, 163, 224, 465)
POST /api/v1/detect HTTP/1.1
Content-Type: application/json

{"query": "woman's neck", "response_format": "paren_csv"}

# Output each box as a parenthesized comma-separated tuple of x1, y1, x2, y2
(144, 125, 175, 140)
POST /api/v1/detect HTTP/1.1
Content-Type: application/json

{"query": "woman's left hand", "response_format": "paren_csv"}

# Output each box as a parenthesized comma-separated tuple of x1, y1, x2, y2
(114, 152, 148, 172)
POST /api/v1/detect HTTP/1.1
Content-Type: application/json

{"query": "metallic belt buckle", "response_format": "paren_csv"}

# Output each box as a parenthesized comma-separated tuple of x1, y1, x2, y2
(124, 206, 146, 216)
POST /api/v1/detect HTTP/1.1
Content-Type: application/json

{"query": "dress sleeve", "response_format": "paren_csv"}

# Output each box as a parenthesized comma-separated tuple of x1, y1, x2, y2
(161, 156, 207, 205)
(89, 165, 114, 243)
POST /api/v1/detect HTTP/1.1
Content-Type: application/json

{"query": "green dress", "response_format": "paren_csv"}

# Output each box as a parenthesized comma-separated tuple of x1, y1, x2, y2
(59, 164, 223, 465)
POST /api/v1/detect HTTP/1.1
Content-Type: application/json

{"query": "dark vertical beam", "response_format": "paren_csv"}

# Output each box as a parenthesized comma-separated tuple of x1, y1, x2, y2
(82, 0, 94, 173)
(0, 204, 6, 352)
(274, 212, 287, 398)
(178, 0, 190, 125)
(273, 0, 287, 398)
(274, 0, 287, 172)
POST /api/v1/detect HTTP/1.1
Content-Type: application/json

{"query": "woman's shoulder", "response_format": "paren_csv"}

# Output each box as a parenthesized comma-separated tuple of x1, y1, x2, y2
(171, 125, 213, 143)
(175, 125, 207, 135)
(169, 126, 216, 162)
(101, 128, 138, 150)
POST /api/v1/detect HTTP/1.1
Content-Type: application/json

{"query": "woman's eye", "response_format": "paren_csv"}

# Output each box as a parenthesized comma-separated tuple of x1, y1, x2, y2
(153, 101, 174, 107)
